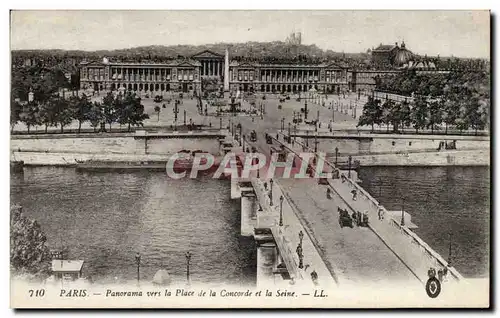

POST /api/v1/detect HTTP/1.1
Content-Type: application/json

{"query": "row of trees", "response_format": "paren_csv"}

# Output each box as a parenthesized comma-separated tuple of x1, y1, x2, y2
(11, 92, 150, 133)
(375, 70, 490, 99)
(357, 90, 489, 134)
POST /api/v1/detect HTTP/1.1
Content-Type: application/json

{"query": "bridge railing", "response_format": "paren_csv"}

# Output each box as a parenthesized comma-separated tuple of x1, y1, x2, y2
(251, 177, 337, 288)
(276, 132, 464, 283)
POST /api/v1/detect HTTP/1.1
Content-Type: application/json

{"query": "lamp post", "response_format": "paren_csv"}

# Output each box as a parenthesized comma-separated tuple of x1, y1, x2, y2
(243, 135, 246, 152)
(239, 125, 242, 146)
(173, 101, 179, 131)
(314, 133, 318, 153)
(348, 155, 352, 178)
(379, 177, 382, 199)
(335, 147, 339, 165)
(185, 251, 192, 286)
(135, 252, 141, 285)
(401, 198, 405, 227)
(279, 195, 284, 226)
(269, 179, 274, 206)
(184, 109, 186, 125)
(288, 122, 291, 143)
(306, 130, 309, 147)
(447, 232, 453, 266)
(294, 125, 297, 143)
(304, 100, 308, 119)
(219, 117, 222, 130)
(332, 102, 335, 122)
(296, 244, 304, 269)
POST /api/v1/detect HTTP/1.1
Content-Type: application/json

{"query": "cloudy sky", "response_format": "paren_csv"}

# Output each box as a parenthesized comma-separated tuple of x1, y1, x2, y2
(10, 10, 490, 58)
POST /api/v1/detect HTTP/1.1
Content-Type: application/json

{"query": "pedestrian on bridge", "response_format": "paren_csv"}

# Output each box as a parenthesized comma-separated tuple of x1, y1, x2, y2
(351, 189, 357, 201)
(378, 205, 385, 220)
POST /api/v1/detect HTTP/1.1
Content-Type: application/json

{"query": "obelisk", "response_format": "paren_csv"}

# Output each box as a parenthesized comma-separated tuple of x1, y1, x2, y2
(224, 48, 230, 92)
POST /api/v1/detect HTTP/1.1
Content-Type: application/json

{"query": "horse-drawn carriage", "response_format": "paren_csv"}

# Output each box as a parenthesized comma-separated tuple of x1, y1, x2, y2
(338, 207, 353, 228)
(265, 133, 273, 144)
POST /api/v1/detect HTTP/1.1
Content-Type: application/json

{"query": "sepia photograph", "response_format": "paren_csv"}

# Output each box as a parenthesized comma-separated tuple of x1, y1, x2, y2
(8, 9, 491, 308)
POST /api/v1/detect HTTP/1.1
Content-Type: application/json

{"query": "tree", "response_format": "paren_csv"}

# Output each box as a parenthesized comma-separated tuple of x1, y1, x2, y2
(399, 99, 412, 132)
(427, 100, 443, 133)
(119, 93, 150, 131)
(357, 96, 382, 132)
(10, 205, 51, 281)
(463, 96, 486, 135)
(38, 101, 57, 133)
(411, 95, 428, 134)
(102, 92, 117, 131)
(51, 97, 73, 133)
(154, 105, 161, 122)
(10, 99, 22, 133)
(88, 102, 103, 132)
(71, 94, 92, 133)
(380, 99, 395, 132)
(19, 101, 40, 134)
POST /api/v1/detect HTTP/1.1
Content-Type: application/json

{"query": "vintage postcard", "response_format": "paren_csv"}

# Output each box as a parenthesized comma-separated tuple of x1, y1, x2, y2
(9, 10, 490, 308)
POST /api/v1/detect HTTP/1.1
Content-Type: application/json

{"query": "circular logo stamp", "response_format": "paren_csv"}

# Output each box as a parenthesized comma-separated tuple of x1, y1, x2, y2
(425, 277, 441, 298)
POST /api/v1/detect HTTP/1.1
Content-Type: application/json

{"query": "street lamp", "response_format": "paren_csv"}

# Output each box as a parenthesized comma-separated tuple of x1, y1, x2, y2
(335, 147, 339, 165)
(185, 251, 192, 286)
(184, 109, 186, 125)
(279, 195, 284, 226)
(269, 179, 274, 206)
(243, 135, 246, 152)
(401, 198, 405, 226)
(314, 133, 318, 153)
(348, 155, 352, 178)
(294, 125, 297, 143)
(296, 243, 304, 269)
(288, 122, 291, 143)
(135, 252, 141, 284)
(239, 125, 242, 146)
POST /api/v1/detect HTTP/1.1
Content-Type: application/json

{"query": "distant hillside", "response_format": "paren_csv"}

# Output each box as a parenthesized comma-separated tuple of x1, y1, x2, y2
(12, 41, 368, 64)
(11, 41, 488, 73)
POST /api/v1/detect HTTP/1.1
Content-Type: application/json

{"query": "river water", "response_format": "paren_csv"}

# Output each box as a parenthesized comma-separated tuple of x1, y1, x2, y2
(10, 167, 256, 286)
(10, 166, 489, 284)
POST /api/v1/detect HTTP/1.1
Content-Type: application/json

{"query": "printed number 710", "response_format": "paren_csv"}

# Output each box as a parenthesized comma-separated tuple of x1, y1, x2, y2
(29, 289, 45, 297)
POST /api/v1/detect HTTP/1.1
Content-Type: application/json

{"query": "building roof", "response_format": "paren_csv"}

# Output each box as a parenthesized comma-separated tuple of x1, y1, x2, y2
(373, 44, 397, 52)
(51, 260, 84, 272)
(191, 49, 224, 59)
(229, 61, 347, 69)
(80, 59, 201, 67)
(393, 47, 414, 66)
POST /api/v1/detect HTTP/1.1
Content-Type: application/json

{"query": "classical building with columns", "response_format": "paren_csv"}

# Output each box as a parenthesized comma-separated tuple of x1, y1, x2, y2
(79, 59, 202, 95)
(228, 61, 349, 94)
(80, 49, 228, 95)
(79, 47, 421, 95)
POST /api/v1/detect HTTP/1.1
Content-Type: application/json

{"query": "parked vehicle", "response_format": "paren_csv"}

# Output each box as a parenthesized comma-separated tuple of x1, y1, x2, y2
(249, 130, 257, 142)
(266, 135, 273, 144)
(338, 207, 353, 228)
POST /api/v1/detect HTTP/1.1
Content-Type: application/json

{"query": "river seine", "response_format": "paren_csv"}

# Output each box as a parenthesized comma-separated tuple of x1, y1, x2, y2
(10, 165, 489, 284)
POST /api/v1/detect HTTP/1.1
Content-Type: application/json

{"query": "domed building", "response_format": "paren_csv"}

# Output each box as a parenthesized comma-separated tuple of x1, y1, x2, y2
(392, 41, 414, 66)
(371, 41, 414, 67)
